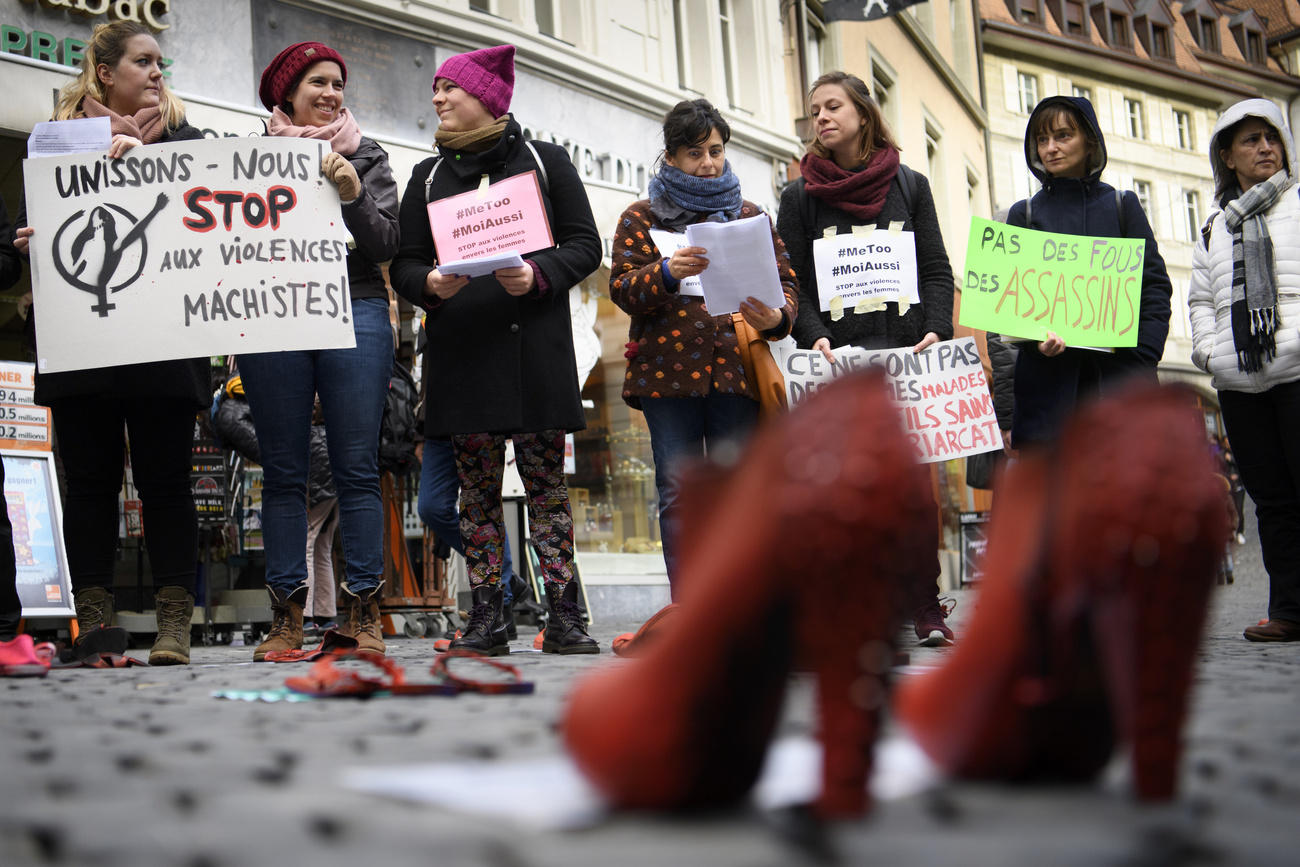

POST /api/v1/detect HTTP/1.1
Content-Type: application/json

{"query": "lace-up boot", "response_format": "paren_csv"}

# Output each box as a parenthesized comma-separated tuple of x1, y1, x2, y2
(449, 584, 509, 656)
(149, 586, 194, 665)
(339, 583, 386, 655)
(254, 586, 306, 661)
(74, 586, 115, 637)
(543, 580, 599, 655)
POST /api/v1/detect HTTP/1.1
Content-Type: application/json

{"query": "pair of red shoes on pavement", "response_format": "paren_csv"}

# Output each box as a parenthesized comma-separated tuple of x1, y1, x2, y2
(561, 373, 1230, 817)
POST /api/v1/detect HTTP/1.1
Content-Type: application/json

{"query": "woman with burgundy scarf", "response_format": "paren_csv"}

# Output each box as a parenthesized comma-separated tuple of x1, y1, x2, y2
(776, 70, 956, 646)
(13, 21, 207, 665)
(238, 41, 400, 660)
(611, 99, 797, 598)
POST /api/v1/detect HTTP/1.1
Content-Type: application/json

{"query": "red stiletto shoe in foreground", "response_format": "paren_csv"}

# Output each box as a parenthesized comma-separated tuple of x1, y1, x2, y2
(562, 371, 934, 817)
(895, 384, 1231, 800)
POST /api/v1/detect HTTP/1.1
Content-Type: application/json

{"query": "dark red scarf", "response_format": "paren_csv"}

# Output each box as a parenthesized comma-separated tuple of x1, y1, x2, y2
(799, 147, 900, 221)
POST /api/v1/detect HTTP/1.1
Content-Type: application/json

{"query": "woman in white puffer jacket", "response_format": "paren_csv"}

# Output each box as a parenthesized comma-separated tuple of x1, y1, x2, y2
(1188, 98, 1300, 643)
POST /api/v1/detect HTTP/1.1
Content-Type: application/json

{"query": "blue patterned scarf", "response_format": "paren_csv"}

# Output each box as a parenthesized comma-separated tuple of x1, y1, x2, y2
(648, 162, 743, 228)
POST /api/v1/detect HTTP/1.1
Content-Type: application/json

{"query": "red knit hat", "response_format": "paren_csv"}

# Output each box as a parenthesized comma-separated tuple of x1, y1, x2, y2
(433, 44, 515, 119)
(259, 42, 347, 111)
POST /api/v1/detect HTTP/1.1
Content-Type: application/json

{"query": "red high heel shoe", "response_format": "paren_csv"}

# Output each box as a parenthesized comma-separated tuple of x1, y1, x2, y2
(562, 370, 934, 817)
(895, 384, 1230, 800)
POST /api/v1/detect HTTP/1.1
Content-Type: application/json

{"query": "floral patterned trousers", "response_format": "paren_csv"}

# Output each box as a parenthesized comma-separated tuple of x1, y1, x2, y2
(452, 430, 575, 590)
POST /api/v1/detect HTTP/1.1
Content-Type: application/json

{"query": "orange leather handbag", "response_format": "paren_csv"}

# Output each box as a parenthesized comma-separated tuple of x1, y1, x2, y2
(731, 313, 788, 419)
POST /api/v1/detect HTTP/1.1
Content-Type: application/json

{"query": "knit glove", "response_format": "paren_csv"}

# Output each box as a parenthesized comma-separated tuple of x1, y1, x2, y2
(322, 151, 361, 203)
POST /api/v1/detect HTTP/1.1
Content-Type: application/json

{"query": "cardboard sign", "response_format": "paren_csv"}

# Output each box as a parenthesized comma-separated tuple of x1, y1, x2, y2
(0, 362, 50, 450)
(812, 228, 919, 317)
(427, 170, 553, 262)
(960, 216, 1144, 347)
(22, 137, 355, 373)
(778, 337, 1000, 463)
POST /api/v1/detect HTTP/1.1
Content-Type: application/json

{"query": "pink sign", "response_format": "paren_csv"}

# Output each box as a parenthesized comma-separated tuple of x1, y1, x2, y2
(427, 171, 554, 262)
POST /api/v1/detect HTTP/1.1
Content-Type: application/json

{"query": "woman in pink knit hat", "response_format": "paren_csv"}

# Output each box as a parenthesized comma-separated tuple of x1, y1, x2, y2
(238, 41, 400, 661)
(390, 44, 603, 656)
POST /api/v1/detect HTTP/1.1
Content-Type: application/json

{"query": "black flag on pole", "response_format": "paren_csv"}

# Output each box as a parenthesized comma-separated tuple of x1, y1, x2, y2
(823, 0, 928, 21)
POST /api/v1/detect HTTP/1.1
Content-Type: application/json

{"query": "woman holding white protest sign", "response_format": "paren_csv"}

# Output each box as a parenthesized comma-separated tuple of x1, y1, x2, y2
(609, 98, 797, 599)
(776, 70, 956, 646)
(1189, 99, 1300, 643)
(991, 95, 1170, 450)
(389, 44, 602, 655)
(234, 41, 400, 660)
(13, 21, 207, 665)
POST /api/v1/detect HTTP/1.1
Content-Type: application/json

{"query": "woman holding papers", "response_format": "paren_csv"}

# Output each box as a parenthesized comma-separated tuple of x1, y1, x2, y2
(993, 95, 1170, 450)
(1189, 99, 1300, 643)
(777, 70, 955, 646)
(236, 41, 400, 660)
(13, 21, 206, 665)
(609, 98, 797, 595)
(390, 45, 602, 655)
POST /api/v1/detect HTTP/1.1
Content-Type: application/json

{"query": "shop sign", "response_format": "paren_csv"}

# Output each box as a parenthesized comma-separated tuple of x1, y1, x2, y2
(18, 0, 173, 32)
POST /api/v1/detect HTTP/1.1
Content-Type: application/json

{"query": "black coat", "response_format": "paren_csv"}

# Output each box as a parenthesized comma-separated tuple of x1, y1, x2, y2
(389, 117, 601, 437)
(29, 121, 211, 410)
(332, 135, 400, 301)
(0, 197, 21, 291)
(777, 165, 954, 351)
(999, 96, 1171, 446)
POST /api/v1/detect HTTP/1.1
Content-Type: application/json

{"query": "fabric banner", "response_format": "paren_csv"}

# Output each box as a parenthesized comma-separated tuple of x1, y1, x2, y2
(23, 137, 355, 373)
(960, 216, 1144, 347)
(777, 337, 1000, 463)
(823, 0, 929, 22)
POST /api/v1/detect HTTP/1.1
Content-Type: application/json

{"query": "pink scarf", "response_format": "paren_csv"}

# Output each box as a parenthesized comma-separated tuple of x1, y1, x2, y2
(81, 96, 165, 144)
(267, 106, 361, 155)
(798, 147, 901, 222)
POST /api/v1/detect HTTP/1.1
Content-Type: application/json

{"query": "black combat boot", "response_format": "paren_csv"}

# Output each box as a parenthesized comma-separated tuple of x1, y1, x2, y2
(542, 581, 599, 654)
(449, 584, 510, 656)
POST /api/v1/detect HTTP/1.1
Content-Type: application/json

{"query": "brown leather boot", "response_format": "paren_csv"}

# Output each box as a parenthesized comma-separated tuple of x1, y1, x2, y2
(338, 584, 385, 655)
(149, 586, 194, 665)
(254, 586, 306, 661)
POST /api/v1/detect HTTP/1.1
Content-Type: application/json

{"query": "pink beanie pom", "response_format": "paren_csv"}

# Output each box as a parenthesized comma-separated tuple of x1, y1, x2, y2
(433, 44, 515, 119)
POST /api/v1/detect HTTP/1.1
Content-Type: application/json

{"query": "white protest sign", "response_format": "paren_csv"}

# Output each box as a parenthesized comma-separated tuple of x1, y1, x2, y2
(647, 228, 703, 297)
(427, 170, 553, 262)
(777, 337, 999, 463)
(812, 229, 919, 318)
(23, 137, 355, 373)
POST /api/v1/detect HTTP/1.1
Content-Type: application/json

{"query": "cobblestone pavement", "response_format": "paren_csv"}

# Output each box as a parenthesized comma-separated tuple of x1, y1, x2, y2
(2, 507, 1297, 866)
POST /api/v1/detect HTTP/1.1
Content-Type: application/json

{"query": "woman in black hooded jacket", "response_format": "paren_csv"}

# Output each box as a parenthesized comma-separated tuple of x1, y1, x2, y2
(993, 95, 1172, 447)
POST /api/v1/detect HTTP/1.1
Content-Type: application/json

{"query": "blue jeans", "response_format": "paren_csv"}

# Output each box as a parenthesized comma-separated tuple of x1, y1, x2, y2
(641, 394, 759, 592)
(238, 297, 393, 597)
(418, 438, 514, 606)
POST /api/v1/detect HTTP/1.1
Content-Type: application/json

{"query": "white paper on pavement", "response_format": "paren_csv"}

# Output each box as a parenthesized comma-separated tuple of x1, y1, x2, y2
(685, 213, 785, 314)
(338, 735, 941, 831)
(27, 117, 112, 158)
(437, 250, 525, 279)
(647, 228, 704, 297)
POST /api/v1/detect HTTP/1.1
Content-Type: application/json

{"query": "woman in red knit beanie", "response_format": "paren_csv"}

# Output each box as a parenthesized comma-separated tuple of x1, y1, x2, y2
(238, 41, 400, 660)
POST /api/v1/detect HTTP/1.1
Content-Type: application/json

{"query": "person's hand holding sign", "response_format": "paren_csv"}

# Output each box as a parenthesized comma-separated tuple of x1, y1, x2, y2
(13, 227, 33, 256)
(425, 268, 468, 301)
(666, 245, 708, 281)
(321, 152, 361, 203)
(1038, 331, 1066, 357)
(739, 296, 781, 332)
(107, 133, 142, 159)
(495, 265, 535, 297)
(913, 331, 941, 354)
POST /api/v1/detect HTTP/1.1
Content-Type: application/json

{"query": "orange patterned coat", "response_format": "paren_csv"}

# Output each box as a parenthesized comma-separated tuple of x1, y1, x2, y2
(610, 200, 798, 409)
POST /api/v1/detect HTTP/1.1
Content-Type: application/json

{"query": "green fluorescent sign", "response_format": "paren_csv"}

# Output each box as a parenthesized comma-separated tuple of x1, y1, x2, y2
(960, 216, 1144, 347)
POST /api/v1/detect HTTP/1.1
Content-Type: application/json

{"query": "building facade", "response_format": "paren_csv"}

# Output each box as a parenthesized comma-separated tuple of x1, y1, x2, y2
(0, 0, 802, 580)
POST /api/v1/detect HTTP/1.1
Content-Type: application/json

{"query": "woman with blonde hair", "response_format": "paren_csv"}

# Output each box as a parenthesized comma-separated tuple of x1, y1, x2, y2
(15, 21, 208, 665)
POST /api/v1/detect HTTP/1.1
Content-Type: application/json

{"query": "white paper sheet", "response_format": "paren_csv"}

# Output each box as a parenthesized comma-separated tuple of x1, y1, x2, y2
(27, 117, 112, 158)
(685, 213, 785, 315)
(339, 735, 942, 831)
(437, 250, 526, 279)
(647, 228, 704, 297)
